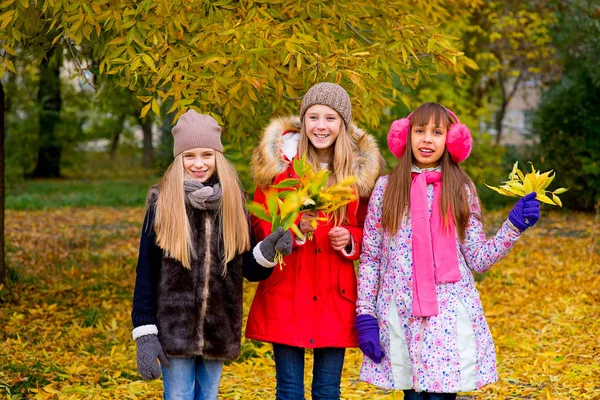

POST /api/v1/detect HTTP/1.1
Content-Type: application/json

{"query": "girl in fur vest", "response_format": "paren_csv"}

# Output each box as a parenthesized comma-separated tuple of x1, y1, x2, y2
(356, 103, 541, 399)
(245, 82, 385, 400)
(131, 110, 292, 400)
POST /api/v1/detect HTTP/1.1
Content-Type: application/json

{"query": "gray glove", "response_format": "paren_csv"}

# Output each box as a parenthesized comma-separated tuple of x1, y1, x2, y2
(136, 334, 170, 380)
(260, 227, 293, 262)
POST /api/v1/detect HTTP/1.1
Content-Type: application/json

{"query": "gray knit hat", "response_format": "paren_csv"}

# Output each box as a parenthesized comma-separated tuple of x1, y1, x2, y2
(172, 110, 223, 156)
(299, 82, 352, 128)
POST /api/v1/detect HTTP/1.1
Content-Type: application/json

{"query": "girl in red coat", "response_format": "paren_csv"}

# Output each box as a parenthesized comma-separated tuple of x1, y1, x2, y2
(245, 82, 385, 399)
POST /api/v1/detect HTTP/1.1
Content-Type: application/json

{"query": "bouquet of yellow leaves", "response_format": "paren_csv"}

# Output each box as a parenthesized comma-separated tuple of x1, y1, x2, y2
(247, 155, 357, 266)
(485, 161, 568, 206)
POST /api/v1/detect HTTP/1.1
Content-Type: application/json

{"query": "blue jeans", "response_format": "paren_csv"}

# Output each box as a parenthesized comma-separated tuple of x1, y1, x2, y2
(161, 356, 224, 400)
(403, 390, 457, 400)
(272, 343, 346, 400)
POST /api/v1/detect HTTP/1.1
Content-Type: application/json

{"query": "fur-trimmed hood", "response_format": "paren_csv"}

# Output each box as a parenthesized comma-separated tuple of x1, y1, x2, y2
(251, 116, 385, 198)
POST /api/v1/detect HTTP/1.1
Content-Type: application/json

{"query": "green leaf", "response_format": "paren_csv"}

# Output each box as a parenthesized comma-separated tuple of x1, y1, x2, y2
(266, 194, 278, 218)
(271, 179, 300, 189)
(290, 224, 305, 241)
(246, 202, 271, 222)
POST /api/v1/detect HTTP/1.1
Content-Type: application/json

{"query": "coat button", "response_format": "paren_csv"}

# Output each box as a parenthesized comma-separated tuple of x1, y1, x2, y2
(313, 296, 317, 301)
(317, 248, 322, 253)
(310, 338, 315, 344)
(342, 289, 345, 294)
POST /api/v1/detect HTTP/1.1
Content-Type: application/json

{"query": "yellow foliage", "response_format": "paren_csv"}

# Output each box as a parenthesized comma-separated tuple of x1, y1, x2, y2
(0, 0, 480, 131)
(247, 155, 357, 243)
(485, 161, 568, 206)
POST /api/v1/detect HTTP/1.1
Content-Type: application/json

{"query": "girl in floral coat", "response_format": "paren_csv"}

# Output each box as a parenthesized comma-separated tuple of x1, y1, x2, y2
(355, 103, 541, 399)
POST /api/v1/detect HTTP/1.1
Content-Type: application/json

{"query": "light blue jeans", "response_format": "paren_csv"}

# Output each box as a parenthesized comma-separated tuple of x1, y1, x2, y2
(161, 356, 224, 400)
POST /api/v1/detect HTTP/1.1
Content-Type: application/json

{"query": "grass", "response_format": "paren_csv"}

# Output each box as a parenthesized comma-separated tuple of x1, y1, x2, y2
(5, 178, 156, 210)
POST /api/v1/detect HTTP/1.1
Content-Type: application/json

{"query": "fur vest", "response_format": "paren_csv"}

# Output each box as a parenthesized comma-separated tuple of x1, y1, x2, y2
(149, 190, 245, 360)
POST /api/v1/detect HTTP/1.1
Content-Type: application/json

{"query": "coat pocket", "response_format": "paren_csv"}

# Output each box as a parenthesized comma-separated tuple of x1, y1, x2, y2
(338, 263, 358, 303)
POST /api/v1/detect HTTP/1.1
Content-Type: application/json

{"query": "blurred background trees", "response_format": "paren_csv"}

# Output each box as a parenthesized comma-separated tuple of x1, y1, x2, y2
(0, 0, 598, 203)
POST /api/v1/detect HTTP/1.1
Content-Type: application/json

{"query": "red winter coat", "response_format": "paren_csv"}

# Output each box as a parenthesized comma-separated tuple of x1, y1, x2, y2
(245, 116, 384, 348)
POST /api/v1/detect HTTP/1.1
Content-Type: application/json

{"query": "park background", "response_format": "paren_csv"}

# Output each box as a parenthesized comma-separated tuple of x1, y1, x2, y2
(0, 0, 598, 399)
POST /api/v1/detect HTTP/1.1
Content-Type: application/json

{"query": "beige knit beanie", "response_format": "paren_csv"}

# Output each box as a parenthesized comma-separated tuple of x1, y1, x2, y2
(299, 82, 352, 128)
(172, 110, 223, 156)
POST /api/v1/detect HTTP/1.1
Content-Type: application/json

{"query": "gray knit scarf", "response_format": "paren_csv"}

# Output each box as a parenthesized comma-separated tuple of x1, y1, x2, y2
(183, 178, 222, 210)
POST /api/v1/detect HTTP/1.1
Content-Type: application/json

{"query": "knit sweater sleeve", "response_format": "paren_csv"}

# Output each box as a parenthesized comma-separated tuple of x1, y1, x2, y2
(459, 185, 522, 273)
(131, 206, 162, 328)
(356, 176, 387, 317)
(242, 214, 275, 282)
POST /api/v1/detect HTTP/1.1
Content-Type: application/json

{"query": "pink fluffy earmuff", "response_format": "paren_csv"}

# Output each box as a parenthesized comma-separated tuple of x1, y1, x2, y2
(387, 108, 472, 163)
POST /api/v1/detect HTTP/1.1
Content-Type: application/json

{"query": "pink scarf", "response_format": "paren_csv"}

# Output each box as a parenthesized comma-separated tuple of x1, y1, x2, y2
(410, 171, 461, 317)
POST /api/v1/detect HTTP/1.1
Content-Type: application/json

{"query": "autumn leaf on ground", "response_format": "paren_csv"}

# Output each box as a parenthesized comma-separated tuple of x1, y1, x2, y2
(1, 208, 598, 399)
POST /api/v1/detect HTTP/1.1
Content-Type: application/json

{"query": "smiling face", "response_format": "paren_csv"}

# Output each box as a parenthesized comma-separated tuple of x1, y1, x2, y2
(410, 118, 448, 169)
(304, 104, 342, 161)
(182, 147, 216, 183)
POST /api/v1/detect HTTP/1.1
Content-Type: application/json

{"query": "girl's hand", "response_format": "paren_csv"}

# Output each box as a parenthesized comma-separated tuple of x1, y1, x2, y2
(299, 211, 317, 234)
(508, 192, 541, 232)
(329, 227, 350, 251)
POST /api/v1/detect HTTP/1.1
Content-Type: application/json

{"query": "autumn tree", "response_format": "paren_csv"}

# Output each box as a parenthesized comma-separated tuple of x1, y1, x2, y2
(532, 0, 600, 211)
(0, 81, 4, 285)
(461, 0, 558, 144)
(0, 0, 484, 284)
(2, 0, 478, 137)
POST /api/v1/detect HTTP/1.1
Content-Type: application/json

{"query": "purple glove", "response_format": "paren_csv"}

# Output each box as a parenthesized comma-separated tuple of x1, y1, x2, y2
(356, 314, 384, 363)
(508, 192, 541, 232)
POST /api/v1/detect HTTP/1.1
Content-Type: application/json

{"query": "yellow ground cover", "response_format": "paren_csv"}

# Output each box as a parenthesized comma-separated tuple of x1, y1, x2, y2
(1, 208, 598, 399)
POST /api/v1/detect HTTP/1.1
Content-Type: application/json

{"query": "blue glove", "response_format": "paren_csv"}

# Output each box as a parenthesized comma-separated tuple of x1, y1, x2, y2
(356, 314, 385, 363)
(508, 192, 541, 232)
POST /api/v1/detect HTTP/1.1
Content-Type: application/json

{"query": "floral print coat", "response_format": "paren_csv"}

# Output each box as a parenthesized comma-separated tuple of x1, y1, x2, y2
(356, 175, 522, 392)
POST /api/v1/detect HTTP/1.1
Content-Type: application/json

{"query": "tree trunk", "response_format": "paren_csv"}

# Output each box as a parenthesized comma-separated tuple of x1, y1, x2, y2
(139, 116, 154, 168)
(0, 81, 5, 285)
(495, 70, 523, 145)
(32, 46, 62, 178)
(109, 114, 126, 160)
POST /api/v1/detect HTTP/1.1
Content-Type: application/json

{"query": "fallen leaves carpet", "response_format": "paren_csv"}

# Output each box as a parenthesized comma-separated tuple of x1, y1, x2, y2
(1, 208, 598, 399)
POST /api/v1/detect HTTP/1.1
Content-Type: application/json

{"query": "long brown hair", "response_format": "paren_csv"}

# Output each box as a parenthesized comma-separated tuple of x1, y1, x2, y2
(298, 119, 357, 225)
(151, 152, 250, 272)
(381, 103, 473, 241)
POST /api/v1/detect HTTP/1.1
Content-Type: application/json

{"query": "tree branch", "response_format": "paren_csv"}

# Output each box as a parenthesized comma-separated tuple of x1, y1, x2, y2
(64, 37, 96, 91)
(345, 22, 373, 45)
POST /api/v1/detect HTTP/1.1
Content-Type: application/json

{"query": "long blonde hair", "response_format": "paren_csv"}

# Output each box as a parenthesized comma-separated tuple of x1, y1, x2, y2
(381, 103, 473, 240)
(298, 120, 357, 225)
(150, 152, 250, 271)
